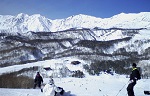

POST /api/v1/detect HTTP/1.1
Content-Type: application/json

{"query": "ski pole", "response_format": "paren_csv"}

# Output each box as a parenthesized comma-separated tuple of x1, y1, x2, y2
(116, 82, 128, 96)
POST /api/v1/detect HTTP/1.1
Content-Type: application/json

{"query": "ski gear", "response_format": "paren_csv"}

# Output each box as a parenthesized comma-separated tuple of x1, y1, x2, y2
(127, 81, 136, 96)
(128, 80, 134, 84)
(132, 63, 137, 67)
(116, 82, 127, 96)
(130, 67, 141, 81)
(33, 72, 43, 89)
(127, 63, 141, 96)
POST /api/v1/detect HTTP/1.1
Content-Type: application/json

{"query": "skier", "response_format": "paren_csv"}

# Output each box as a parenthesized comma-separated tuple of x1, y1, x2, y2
(127, 63, 141, 96)
(33, 72, 43, 89)
(43, 78, 64, 96)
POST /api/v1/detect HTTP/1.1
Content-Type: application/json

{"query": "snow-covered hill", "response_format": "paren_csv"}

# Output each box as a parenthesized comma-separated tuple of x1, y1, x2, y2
(0, 28, 150, 77)
(0, 12, 150, 33)
(0, 12, 150, 96)
(0, 57, 150, 96)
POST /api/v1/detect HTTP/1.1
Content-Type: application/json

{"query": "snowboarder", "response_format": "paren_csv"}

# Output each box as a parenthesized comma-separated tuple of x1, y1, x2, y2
(43, 78, 64, 96)
(127, 63, 141, 96)
(33, 72, 43, 89)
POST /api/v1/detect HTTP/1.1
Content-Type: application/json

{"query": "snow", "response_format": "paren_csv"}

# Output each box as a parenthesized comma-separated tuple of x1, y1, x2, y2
(0, 57, 150, 96)
(0, 12, 150, 33)
(132, 29, 150, 40)
(0, 74, 149, 96)
(0, 12, 150, 96)
(0, 88, 44, 96)
(126, 29, 150, 54)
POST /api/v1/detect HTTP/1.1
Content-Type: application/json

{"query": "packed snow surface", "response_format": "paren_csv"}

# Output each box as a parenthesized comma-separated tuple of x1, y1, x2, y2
(0, 74, 149, 96)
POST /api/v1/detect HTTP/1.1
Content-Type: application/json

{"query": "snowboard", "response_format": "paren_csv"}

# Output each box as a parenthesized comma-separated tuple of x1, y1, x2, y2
(144, 91, 150, 95)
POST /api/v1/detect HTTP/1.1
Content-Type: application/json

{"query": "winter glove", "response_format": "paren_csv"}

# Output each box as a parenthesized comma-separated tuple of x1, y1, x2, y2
(135, 77, 140, 81)
(129, 80, 134, 84)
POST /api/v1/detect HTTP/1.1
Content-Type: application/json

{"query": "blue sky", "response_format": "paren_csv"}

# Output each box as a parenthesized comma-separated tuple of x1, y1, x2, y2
(0, 0, 150, 19)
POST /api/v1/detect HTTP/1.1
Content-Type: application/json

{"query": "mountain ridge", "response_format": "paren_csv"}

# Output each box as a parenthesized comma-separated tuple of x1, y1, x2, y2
(0, 12, 150, 78)
(0, 12, 150, 33)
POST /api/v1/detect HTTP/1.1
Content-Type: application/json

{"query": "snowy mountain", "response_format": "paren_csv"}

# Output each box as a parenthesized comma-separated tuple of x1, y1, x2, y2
(0, 12, 150, 96)
(0, 12, 150, 33)
(0, 28, 150, 75)
(0, 12, 150, 82)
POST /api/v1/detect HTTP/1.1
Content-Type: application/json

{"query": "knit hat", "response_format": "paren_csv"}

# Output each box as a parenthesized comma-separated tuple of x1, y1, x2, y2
(132, 63, 137, 67)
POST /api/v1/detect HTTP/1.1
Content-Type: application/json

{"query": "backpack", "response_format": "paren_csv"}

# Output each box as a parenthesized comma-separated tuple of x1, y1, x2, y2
(136, 68, 141, 80)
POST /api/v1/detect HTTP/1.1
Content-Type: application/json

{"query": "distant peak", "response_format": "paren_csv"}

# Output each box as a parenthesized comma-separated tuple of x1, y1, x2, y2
(75, 14, 94, 17)
(31, 14, 46, 19)
(76, 14, 88, 16)
(68, 14, 86, 18)
(68, 14, 97, 19)
(16, 13, 28, 18)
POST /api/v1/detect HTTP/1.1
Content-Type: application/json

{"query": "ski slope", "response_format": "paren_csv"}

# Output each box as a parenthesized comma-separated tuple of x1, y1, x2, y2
(0, 74, 149, 96)
(0, 57, 149, 96)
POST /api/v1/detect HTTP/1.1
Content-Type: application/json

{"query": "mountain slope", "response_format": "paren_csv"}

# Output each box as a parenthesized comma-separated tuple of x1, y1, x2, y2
(0, 12, 150, 79)
(0, 28, 150, 75)
(0, 12, 150, 33)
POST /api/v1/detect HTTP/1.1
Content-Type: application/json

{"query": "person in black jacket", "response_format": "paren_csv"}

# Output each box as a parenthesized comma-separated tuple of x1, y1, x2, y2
(127, 63, 141, 96)
(33, 72, 43, 89)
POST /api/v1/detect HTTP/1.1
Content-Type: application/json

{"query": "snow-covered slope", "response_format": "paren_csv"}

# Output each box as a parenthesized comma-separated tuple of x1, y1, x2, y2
(0, 12, 150, 33)
(0, 75, 150, 96)
(0, 58, 150, 96)
(0, 13, 52, 33)
(0, 12, 150, 96)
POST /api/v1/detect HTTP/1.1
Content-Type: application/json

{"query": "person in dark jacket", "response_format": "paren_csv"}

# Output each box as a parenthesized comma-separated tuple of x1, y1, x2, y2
(127, 63, 141, 96)
(33, 72, 43, 89)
